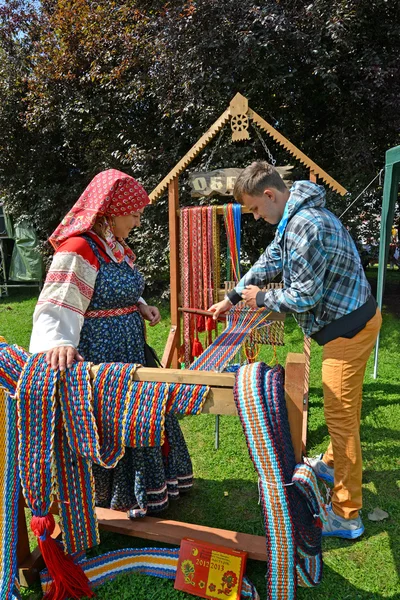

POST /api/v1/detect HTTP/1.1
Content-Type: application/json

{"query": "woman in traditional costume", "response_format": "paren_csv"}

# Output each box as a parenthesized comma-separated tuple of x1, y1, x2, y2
(30, 169, 193, 516)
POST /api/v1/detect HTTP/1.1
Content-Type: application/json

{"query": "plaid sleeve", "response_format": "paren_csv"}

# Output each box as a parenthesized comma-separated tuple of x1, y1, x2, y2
(258, 224, 327, 313)
(229, 241, 283, 303)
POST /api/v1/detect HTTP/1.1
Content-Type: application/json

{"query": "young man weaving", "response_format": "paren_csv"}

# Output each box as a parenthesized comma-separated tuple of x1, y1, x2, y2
(210, 161, 381, 539)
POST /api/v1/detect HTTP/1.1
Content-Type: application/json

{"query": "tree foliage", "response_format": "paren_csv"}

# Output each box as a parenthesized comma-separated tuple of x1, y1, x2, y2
(0, 0, 399, 292)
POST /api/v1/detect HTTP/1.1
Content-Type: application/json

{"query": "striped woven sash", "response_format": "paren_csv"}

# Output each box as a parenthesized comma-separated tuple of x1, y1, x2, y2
(40, 547, 260, 600)
(0, 374, 21, 600)
(233, 362, 326, 600)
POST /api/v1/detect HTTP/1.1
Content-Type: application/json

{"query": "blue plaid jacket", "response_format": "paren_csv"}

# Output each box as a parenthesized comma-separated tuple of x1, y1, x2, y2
(229, 181, 371, 336)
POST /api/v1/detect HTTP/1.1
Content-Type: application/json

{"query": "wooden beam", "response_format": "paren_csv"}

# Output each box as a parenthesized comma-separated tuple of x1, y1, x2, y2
(309, 169, 317, 183)
(161, 326, 179, 369)
(249, 108, 347, 196)
(167, 177, 180, 368)
(150, 110, 230, 202)
(90, 365, 235, 387)
(95, 509, 267, 562)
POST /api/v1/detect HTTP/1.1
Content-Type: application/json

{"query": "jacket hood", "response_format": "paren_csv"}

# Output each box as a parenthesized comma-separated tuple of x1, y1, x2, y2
(275, 181, 326, 243)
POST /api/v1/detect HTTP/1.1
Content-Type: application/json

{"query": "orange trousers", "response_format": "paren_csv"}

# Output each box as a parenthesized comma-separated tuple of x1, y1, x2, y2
(321, 309, 382, 519)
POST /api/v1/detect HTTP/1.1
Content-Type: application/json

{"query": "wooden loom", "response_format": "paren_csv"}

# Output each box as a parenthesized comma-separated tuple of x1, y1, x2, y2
(17, 356, 306, 585)
(17, 93, 347, 586)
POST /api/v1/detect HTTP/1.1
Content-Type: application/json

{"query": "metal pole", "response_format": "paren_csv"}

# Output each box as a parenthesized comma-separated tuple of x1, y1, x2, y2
(215, 415, 220, 450)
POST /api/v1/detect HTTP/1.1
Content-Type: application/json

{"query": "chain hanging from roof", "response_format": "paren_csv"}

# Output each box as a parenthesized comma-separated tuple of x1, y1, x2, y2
(251, 122, 277, 166)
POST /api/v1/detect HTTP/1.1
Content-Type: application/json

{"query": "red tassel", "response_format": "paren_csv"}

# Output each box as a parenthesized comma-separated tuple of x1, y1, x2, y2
(314, 516, 323, 529)
(162, 436, 171, 459)
(192, 337, 204, 358)
(31, 514, 94, 600)
(196, 315, 206, 333)
(205, 316, 215, 331)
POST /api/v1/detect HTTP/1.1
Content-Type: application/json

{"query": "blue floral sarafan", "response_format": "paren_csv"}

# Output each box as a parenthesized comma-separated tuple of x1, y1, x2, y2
(78, 236, 193, 515)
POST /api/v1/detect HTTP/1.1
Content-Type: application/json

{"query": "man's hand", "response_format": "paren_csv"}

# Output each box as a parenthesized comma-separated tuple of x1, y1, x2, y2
(208, 298, 232, 320)
(45, 346, 84, 371)
(241, 285, 261, 309)
(138, 304, 161, 326)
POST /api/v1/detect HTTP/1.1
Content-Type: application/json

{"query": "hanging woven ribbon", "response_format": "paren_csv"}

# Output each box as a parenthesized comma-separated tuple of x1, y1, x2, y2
(190, 305, 272, 372)
(40, 547, 260, 600)
(233, 363, 326, 600)
(166, 383, 209, 415)
(180, 206, 192, 366)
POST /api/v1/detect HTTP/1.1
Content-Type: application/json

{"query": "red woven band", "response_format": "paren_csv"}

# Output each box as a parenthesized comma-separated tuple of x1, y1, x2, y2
(85, 305, 139, 318)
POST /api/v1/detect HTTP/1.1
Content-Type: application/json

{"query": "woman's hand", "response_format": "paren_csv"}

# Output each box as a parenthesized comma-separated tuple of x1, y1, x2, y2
(45, 346, 84, 371)
(138, 304, 161, 326)
(208, 298, 232, 319)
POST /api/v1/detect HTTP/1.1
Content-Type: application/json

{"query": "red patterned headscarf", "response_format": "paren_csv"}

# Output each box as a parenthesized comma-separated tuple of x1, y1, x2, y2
(49, 169, 150, 254)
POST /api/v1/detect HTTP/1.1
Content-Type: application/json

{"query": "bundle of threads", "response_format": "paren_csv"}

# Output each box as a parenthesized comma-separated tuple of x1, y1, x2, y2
(190, 304, 274, 372)
(0, 343, 209, 600)
(233, 362, 327, 600)
(223, 203, 241, 283)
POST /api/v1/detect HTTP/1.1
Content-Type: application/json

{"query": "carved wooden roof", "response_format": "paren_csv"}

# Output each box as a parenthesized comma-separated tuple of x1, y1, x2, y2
(150, 93, 346, 202)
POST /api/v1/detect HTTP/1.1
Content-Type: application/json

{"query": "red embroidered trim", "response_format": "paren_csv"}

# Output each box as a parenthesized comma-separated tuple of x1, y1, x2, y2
(45, 271, 95, 300)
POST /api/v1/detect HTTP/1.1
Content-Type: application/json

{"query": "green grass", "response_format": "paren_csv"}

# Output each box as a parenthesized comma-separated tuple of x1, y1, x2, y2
(1, 273, 400, 600)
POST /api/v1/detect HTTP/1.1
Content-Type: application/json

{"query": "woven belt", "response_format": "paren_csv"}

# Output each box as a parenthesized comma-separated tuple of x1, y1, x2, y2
(85, 305, 139, 318)
(233, 363, 326, 600)
(40, 547, 260, 600)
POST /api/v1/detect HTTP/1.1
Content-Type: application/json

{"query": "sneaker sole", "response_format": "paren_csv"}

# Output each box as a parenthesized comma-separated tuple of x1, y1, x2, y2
(322, 525, 364, 540)
(315, 471, 334, 485)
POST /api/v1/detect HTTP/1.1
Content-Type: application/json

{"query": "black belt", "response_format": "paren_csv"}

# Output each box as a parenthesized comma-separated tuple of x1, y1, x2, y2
(311, 295, 377, 346)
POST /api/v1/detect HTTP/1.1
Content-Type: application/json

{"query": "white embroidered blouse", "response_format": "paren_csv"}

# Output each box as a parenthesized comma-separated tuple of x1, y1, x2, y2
(29, 232, 145, 353)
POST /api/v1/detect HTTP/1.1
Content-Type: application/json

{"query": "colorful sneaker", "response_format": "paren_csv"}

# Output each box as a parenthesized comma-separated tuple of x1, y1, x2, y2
(322, 504, 364, 539)
(305, 453, 334, 485)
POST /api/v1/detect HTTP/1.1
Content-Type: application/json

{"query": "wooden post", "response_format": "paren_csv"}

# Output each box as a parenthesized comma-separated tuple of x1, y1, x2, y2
(167, 177, 180, 368)
(161, 326, 179, 369)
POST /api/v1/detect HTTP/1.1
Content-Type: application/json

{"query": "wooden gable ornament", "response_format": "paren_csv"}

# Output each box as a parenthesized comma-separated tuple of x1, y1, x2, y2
(150, 92, 347, 202)
(230, 93, 250, 142)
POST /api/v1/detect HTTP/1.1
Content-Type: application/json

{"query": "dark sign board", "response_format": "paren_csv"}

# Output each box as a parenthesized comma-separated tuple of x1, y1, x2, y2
(189, 168, 242, 197)
(189, 166, 294, 197)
